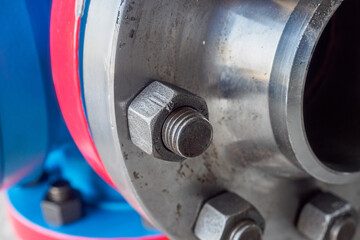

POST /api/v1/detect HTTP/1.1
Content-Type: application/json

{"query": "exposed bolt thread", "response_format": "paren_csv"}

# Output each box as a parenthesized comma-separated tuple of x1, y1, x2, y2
(329, 217, 357, 240)
(230, 220, 263, 240)
(48, 180, 72, 202)
(162, 107, 212, 158)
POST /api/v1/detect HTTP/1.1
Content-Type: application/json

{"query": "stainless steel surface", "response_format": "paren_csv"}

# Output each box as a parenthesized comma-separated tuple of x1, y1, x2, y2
(230, 220, 263, 240)
(82, 0, 360, 239)
(162, 107, 212, 158)
(329, 218, 357, 240)
(270, 0, 360, 184)
(127, 81, 209, 161)
(297, 192, 358, 240)
(193, 192, 264, 240)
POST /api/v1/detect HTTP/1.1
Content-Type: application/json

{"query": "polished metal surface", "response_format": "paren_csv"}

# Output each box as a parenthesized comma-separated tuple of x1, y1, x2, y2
(329, 218, 358, 240)
(269, 0, 360, 184)
(193, 192, 264, 240)
(297, 192, 358, 240)
(127, 81, 209, 161)
(162, 107, 212, 158)
(230, 220, 263, 240)
(82, 0, 360, 239)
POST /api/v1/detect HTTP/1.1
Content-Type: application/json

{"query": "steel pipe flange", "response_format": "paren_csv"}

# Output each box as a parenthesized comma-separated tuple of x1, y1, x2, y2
(82, 0, 360, 239)
(127, 81, 211, 161)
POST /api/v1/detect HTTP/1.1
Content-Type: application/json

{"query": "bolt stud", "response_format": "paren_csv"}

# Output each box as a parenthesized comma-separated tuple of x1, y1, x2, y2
(48, 180, 72, 202)
(162, 107, 213, 158)
(230, 220, 263, 240)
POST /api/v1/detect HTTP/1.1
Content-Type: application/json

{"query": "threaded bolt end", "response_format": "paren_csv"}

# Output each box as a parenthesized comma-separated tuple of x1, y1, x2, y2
(48, 180, 72, 202)
(162, 107, 213, 158)
(329, 217, 357, 240)
(230, 220, 263, 240)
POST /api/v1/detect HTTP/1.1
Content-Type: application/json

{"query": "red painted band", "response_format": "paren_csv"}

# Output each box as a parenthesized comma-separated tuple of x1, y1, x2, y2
(50, 0, 114, 187)
(50, 3, 167, 239)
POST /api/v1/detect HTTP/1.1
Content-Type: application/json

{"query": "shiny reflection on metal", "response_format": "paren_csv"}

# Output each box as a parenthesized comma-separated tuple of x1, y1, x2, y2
(297, 192, 358, 240)
(76, 0, 86, 17)
(128, 81, 209, 161)
(329, 218, 358, 240)
(303, 0, 360, 175)
(162, 107, 213, 158)
(271, 0, 360, 184)
(193, 192, 265, 240)
(229, 220, 263, 240)
(82, 0, 360, 239)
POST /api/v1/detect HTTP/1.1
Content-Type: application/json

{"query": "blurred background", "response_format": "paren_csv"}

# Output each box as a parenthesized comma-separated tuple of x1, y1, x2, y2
(0, 196, 16, 240)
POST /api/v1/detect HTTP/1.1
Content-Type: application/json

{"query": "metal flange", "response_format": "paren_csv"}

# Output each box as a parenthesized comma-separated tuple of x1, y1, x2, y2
(81, 0, 360, 239)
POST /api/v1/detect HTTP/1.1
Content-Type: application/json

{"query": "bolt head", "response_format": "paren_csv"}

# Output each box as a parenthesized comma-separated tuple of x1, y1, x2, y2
(128, 81, 209, 161)
(194, 192, 265, 240)
(41, 184, 83, 226)
(297, 192, 358, 240)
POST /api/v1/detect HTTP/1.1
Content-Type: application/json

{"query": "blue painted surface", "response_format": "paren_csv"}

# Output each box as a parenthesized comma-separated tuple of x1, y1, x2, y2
(0, 0, 49, 187)
(1, 0, 162, 238)
(0, 0, 71, 189)
(8, 144, 162, 238)
(24, 0, 72, 150)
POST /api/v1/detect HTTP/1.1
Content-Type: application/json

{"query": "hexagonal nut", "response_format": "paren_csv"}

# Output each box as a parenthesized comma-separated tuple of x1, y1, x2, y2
(297, 192, 358, 240)
(128, 81, 209, 161)
(194, 192, 265, 240)
(41, 193, 83, 226)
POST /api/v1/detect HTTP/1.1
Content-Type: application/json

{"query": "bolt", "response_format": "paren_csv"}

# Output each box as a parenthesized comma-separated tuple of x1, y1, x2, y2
(48, 180, 72, 202)
(128, 81, 211, 161)
(162, 107, 213, 158)
(329, 217, 357, 240)
(229, 220, 263, 240)
(194, 192, 265, 240)
(297, 192, 358, 240)
(41, 179, 83, 226)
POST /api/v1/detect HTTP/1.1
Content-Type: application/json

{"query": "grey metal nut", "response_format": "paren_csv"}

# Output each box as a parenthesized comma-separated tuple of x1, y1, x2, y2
(297, 192, 358, 240)
(194, 192, 265, 240)
(128, 81, 209, 161)
(41, 181, 83, 226)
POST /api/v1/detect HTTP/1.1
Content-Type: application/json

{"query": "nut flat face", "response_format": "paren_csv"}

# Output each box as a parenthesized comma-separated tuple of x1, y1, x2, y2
(297, 192, 358, 240)
(41, 180, 83, 226)
(128, 81, 209, 161)
(194, 192, 265, 240)
(41, 196, 83, 226)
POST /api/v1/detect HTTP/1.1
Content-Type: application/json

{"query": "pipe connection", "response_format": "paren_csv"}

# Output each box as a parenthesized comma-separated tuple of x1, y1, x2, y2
(128, 81, 212, 161)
